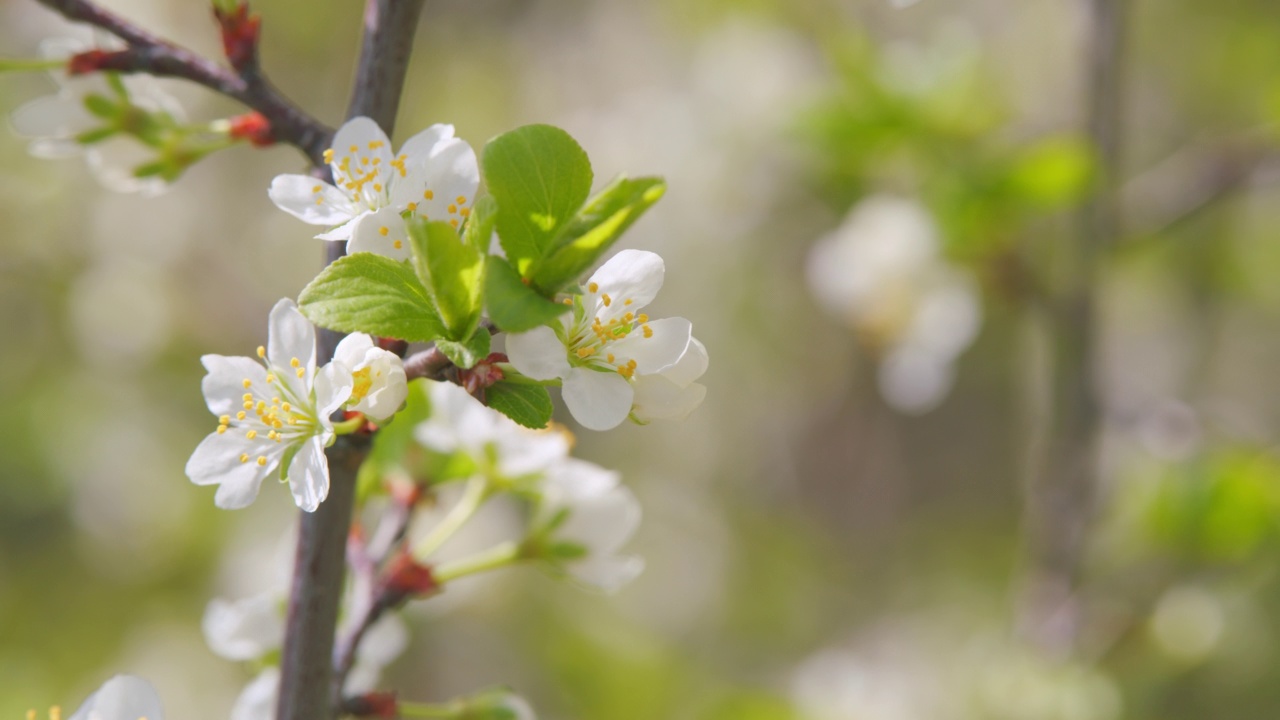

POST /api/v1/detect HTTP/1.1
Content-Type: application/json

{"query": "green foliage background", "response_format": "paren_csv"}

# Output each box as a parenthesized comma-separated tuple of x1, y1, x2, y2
(3, 0, 1280, 718)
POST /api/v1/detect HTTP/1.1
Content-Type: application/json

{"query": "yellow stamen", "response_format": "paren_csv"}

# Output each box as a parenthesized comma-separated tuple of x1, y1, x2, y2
(407, 202, 418, 211)
(423, 189, 434, 200)
(323, 149, 335, 163)
(237, 411, 247, 420)
(256, 345, 266, 358)
(588, 282, 599, 293)
(448, 204, 457, 214)
(217, 425, 227, 434)
(624, 298, 633, 306)
(456, 195, 466, 204)
(290, 357, 301, 368)
(643, 325, 653, 338)
(601, 293, 612, 307)
(239, 453, 249, 463)
(379, 226, 389, 236)
(243, 378, 252, 388)
(219, 415, 231, 425)
(246, 430, 257, 440)
(393, 240, 403, 249)
(257, 456, 267, 466)
(296, 368, 305, 378)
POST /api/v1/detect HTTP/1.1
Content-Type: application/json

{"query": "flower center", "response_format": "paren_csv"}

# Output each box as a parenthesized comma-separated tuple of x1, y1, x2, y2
(350, 367, 374, 404)
(211, 347, 319, 467)
(564, 283, 654, 379)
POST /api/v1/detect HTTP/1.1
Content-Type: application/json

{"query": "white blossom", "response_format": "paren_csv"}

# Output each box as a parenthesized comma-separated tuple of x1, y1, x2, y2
(332, 333, 407, 422)
(268, 117, 478, 259)
(806, 194, 980, 414)
(67, 675, 164, 720)
(185, 299, 354, 512)
(537, 458, 644, 592)
(230, 668, 277, 720)
(10, 35, 185, 195)
(506, 249, 697, 430)
(201, 592, 284, 662)
(630, 336, 708, 423)
(415, 380, 570, 480)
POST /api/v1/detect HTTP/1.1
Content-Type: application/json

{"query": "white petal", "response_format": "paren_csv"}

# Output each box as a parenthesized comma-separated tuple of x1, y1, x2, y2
(200, 354, 268, 416)
(562, 367, 633, 431)
(11, 94, 94, 140)
(267, 298, 316, 388)
(347, 207, 412, 260)
(631, 376, 706, 422)
(396, 123, 455, 164)
(557, 483, 642, 557)
(544, 458, 621, 502)
(355, 357, 407, 422)
(68, 675, 164, 720)
(505, 326, 571, 381)
(395, 137, 480, 225)
(186, 430, 280, 509)
(660, 336, 708, 388)
(315, 214, 363, 242)
(570, 554, 645, 593)
(356, 612, 409, 668)
(268, 174, 357, 226)
(609, 316, 691, 375)
(316, 360, 355, 422)
(230, 669, 278, 720)
(287, 436, 330, 512)
(878, 347, 954, 415)
(202, 594, 284, 661)
(495, 430, 570, 478)
(329, 116, 394, 209)
(586, 249, 665, 323)
(334, 332, 375, 366)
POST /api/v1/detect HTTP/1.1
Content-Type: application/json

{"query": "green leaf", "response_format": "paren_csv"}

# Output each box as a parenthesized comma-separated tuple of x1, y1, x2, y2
(408, 219, 485, 340)
(463, 195, 499, 254)
(298, 253, 447, 341)
(82, 93, 118, 119)
(486, 380, 553, 429)
(529, 176, 667, 293)
(483, 256, 568, 333)
(435, 329, 491, 370)
(482, 124, 593, 274)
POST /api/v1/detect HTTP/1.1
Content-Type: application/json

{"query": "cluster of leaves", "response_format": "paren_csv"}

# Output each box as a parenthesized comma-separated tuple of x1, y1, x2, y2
(298, 124, 665, 429)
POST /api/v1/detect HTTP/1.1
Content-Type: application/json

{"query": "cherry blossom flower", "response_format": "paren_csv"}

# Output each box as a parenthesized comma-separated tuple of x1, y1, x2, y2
(536, 458, 644, 592)
(505, 249, 695, 430)
(11, 35, 185, 195)
(185, 299, 354, 512)
(268, 117, 478, 260)
(415, 380, 570, 481)
(806, 194, 981, 414)
(332, 333, 407, 422)
(68, 675, 164, 720)
(202, 592, 284, 662)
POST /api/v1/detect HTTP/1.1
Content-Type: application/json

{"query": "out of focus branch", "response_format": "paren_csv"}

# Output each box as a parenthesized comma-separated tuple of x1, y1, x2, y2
(32, 0, 333, 164)
(1021, 0, 1127, 654)
(275, 2, 425, 720)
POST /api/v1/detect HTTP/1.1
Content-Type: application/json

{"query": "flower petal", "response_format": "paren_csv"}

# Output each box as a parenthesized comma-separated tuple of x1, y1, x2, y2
(556, 483, 642, 557)
(329, 116, 394, 209)
(268, 174, 357, 226)
(287, 436, 330, 512)
(660, 336, 708, 388)
(200, 354, 269, 417)
(11, 94, 94, 144)
(267, 298, 316, 390)
(609, 316, 691, 375)
(396, 123, 455, 164)
(631, 376, 706, 423)
(69, 675, 165, 720)
(202, 594, 284, 662)
(185, 429, 279, 495)
(562, 367, 633, 431)
(396, 136, 480, 227)
(315, 214, 363, 242)
(570, 554, 645, 593)
(315, 361, 355, 424)
(347, 207, 412, 260)
(231, 668, 278, 720)
(586, 249, 665, 323)
(505, 326, 571, 381)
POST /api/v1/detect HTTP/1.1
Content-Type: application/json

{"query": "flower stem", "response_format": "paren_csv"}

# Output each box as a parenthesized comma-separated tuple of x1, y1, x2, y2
(331, 415, 367, 435)
(413, 476, 489, 560)
(0, 58, 65, 72)
(397, 702, 459, 719)
(432, 541, 523, 584)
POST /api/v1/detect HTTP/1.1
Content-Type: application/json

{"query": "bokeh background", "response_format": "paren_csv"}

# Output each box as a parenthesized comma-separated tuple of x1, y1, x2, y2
(4, 0, 1280, 717)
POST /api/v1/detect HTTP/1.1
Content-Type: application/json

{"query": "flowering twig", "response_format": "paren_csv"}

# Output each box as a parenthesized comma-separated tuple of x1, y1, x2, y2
(272, 1, 426, 718)
(31, 0, 333, 164)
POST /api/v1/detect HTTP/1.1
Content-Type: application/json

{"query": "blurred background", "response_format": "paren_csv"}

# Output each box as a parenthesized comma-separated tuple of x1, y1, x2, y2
(4, 0, 1280, 717)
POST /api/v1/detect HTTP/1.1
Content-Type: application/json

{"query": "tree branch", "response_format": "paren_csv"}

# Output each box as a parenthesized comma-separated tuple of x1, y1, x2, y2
(275, 2, 425, 719)
(32, 0, 333, 164)
(1020, 0, 1127, 654)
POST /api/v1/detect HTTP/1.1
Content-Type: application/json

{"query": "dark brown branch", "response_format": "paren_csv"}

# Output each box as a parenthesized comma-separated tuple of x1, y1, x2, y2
(33, 0, 333, 164)
(1020, 0, 1127, 654)
(275, 2, 426, 719)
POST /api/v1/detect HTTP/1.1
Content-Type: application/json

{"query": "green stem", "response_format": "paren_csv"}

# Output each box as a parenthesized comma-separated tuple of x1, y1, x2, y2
(413, 476, 489, 559)
(330, 415, 366, 435)
(0, 57, 64, 73)
(397, 702, 459, 719)
(432, 541, 522, 584)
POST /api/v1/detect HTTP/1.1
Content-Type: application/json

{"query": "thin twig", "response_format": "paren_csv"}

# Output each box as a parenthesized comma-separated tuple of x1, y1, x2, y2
(274, 2, 426, 719)
(32, 0, 333, 164)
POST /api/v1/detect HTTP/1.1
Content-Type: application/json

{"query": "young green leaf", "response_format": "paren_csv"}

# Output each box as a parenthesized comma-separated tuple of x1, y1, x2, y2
(298, 253, 447, 341)
(435, 329, 492, 370)
(408, 218, 486, 341)
(484, 256, 569, 333)
(529, 176, 667, 293)
(486, 380, 554, 429)
(482, 124, 593, 274)
(463, 195, 499, 254)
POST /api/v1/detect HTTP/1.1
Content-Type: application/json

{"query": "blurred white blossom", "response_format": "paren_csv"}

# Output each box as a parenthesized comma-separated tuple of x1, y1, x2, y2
(68, 675, 164, 720)
(806, 194, 981, 413)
